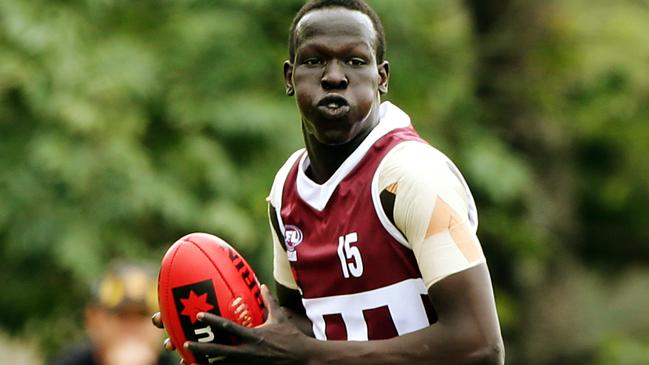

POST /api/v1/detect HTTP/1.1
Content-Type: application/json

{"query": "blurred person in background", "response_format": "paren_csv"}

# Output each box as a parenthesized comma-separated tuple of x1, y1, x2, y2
(51, 261, 175, 365)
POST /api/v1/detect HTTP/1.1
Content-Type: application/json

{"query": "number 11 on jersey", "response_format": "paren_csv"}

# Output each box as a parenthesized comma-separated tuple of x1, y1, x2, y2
(337, 232, 364, 278)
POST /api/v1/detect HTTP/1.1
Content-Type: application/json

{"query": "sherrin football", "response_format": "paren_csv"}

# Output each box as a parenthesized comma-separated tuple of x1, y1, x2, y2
(157, 232, 265, 364)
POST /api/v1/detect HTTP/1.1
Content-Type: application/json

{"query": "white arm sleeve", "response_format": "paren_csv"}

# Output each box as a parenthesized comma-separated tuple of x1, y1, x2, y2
(268, 149, 305, 290)
(270, 210, 299, 290)
(378, 142, 485, 288)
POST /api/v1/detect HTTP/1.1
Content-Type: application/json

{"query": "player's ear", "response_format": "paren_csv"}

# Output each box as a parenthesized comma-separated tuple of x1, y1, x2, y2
(283, 61, 295, 96)
(378, 60, 389, 95)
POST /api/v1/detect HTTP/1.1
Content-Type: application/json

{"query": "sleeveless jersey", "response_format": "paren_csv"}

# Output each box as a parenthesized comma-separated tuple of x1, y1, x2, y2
(276, 124, 437, 341)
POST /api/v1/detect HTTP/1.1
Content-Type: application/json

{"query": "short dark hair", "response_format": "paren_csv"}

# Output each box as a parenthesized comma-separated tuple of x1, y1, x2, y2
(288, 0, 386, 63)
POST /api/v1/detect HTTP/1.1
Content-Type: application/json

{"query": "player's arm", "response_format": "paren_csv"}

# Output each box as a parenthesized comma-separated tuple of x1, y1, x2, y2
(189, 263, 501, 365)
(297, 263, 502, 365)
(269, 203, 314, 337)
(275, 282, 314, 337)
(187, 255, 502, 365)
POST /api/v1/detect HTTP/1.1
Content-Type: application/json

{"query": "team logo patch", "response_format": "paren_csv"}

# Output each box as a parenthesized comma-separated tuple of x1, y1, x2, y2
(284, 225, 303, 261)
(172, 279, 229, 353)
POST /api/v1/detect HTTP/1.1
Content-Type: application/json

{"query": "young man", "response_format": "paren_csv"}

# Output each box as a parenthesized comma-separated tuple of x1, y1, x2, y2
(156, 0, 504, 363)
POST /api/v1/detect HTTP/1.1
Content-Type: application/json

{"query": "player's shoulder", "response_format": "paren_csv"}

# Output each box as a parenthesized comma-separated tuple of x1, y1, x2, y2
(379, 139, 479, 229)
(381, 140, 460, 186)
(389, 140, 450, 163)
(274, 148, 305, 178)
(267, 148, 305, 208)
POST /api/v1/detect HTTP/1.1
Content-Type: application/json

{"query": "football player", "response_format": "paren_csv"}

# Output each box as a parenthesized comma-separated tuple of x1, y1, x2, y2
(154, 0, 504, 363)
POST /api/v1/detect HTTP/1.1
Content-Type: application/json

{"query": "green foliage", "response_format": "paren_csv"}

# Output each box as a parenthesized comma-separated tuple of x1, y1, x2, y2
(0, 0, 648, 363)
(0, 0, 303, 356)
(521, 264, 649, 362)
(597, 337, 649, 365)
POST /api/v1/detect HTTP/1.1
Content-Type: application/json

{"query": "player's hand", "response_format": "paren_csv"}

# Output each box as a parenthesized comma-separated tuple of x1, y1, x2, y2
(151, 312, 177, 353)
(185, 284, 312, 365)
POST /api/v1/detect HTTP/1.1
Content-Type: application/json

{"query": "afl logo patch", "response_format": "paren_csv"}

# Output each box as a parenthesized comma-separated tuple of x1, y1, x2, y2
(284, 225, 302, 261)
(284, 225, 303, 251)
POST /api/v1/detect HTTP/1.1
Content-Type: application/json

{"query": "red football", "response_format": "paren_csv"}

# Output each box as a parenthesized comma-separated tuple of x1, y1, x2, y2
(157, 232, 265, 364)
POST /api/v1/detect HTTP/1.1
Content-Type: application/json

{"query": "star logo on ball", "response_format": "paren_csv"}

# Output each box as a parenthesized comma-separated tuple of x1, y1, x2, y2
(180, 290, 214, 324)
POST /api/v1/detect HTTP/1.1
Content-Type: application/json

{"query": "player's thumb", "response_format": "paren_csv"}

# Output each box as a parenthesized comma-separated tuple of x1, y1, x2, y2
(259, 284, 281, 323)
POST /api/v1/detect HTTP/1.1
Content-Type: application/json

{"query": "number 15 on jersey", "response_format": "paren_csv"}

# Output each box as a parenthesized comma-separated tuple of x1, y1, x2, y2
(337, 232, 364, 278)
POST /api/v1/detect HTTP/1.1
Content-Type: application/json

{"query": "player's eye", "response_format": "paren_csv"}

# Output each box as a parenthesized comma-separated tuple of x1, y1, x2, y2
(347, 58, 367, 66)
(303, 58, 322, 66)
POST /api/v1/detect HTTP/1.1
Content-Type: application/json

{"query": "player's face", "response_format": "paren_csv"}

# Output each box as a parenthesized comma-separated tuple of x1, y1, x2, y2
(285, 8, 389, 146)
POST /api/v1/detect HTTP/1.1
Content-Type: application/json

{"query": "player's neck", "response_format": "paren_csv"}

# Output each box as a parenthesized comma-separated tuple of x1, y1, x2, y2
(303, 124, 375, 185)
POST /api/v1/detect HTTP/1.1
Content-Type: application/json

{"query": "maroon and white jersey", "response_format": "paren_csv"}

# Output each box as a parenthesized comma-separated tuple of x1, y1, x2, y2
(269, 102, 485, 341)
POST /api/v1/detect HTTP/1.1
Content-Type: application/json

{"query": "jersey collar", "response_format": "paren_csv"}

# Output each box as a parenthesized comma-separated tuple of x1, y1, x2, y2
(296, 101, 411, 211)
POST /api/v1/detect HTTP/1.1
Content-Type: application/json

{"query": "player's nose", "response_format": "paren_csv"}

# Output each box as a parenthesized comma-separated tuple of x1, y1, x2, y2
(321, 61, 348, 90)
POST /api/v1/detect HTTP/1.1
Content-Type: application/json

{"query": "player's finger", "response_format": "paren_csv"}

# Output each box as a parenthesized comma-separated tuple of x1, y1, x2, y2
(259, 284, 280, 322)
(188, 356, 227, 365)
(260, 284, 279, 311)
(163, 338, 176, 352)
(152, 312, 164, 328)
(196, 312, 258, 342)
(184, 341, 248, 360)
